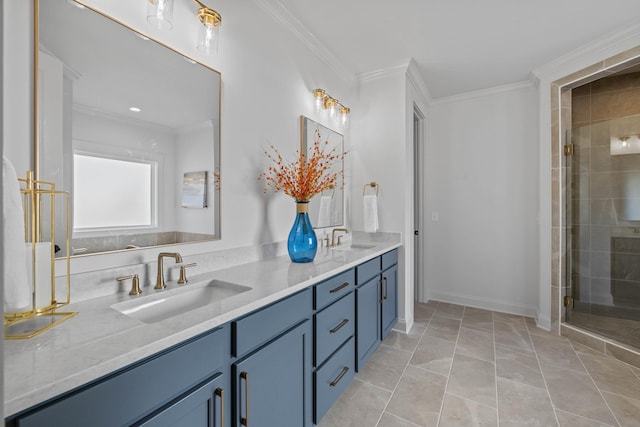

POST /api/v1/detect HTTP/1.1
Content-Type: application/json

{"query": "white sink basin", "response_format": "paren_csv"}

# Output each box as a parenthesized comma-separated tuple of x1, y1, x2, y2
(331, 243, 375, 252)
(112, 279, 251, 324)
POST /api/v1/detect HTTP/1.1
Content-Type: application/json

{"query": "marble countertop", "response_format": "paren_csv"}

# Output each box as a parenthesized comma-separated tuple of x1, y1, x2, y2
(4, 234, 401, 417)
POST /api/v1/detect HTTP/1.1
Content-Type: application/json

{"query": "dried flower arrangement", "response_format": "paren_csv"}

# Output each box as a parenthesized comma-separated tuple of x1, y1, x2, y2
(259, 129, 347, 202)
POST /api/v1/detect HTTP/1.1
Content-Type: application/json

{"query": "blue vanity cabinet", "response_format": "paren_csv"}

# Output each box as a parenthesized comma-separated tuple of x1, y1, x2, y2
(231, 289, 313, 427)
(137, 374, 227, 427)
(312, 270, 356, 424)
(381, 263, 398, 339)
(9, 325, 231, 427)
(355, 249, 398, 371)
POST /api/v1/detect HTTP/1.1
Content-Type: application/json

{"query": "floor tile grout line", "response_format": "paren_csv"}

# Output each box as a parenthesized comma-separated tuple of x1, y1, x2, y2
(373, 302, 436, 427)
(573, 349, 623, 427)
(434, 304, 464, 427)
(379, 411, 423, 427)
(524, 316, 562, 427)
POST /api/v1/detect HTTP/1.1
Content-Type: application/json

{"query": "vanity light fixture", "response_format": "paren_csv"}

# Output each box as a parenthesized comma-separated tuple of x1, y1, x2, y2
(312, 88, 351, 129)
(610, 134, 640, 155)
(194, 0, 222, 55)
(147, 0, 174, 30)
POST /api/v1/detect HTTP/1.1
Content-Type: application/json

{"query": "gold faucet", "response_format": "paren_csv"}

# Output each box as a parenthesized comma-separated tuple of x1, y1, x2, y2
(331, 228, 349, 247)
(155, 252, 183, 290)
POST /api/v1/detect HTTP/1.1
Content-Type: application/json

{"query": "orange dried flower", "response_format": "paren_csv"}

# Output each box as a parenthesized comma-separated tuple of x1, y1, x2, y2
(259, 129, 347, 201)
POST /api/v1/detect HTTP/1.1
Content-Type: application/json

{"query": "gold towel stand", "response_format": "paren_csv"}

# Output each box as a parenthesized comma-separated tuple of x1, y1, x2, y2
(363, 181, 379, 196)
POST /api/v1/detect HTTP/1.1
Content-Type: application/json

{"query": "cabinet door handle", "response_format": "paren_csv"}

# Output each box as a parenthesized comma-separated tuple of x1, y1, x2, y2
(215, 387, 224, 427)
(330, 367, 350, 387)
(383, 277, 388, 300)
(330, 282, 350, 294)
(240, 371, 249, 426)
(330, 318, 349, 334)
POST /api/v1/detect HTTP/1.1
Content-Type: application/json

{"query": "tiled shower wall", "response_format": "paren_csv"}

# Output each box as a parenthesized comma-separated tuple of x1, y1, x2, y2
(551, 46, 640, 368)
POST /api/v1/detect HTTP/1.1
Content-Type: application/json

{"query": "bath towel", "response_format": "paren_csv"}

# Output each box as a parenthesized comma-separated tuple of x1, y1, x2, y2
(363, 194, 379, 233)
(317, 195, 332, 228)
(3, 156, 31, 312)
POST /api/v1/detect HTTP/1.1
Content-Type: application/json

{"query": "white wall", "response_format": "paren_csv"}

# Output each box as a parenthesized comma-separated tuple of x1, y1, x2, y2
(426, 84, 540, 316)
(175, 122, 216, 235)
(351, 63, 430, 332)
(3, 0, 357, 273)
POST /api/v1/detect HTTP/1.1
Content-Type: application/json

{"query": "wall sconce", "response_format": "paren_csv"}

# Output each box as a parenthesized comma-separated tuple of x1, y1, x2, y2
(194, 0, 222, 55)
(147, 0, 174, 30)
(610, 134, 640, 155)
(313, 88, 350, 129)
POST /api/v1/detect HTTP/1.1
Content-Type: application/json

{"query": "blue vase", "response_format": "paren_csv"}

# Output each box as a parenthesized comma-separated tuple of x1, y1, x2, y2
(287, 201, 317, 263)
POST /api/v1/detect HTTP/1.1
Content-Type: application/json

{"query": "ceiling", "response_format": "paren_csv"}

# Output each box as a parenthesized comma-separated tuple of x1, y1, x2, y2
(274, 0, 640, 99)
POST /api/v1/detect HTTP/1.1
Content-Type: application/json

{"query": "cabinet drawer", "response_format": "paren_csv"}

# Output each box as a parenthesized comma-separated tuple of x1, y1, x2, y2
(14, 326, 229, 427)
(314, 292, 355, 367)
(382, 249, 398, 270)
(356, 257, 380, 286)
(233, 288, 312, 357)
(314, 337, 355, 424)
(314, 269, 355, 310)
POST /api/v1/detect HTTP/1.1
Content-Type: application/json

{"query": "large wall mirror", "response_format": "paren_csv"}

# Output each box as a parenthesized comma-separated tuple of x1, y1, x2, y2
(300, 116, 344, 228)
(36, 0, 221, 257)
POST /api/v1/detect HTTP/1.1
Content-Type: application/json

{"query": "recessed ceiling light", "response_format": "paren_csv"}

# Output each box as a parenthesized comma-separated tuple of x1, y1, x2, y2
(66, 0, 86, 9)
(129, 107, 141, 112)
(183, 56, 196, 64)
(136, 33, 150, 41)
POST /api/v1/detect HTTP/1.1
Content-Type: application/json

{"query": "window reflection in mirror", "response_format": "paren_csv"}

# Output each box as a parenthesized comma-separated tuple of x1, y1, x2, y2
(36, 0, 221, 257)
(73, 154, 153, 229)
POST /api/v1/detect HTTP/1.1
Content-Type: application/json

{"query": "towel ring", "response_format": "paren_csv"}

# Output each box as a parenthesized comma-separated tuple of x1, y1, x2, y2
(363, 181, 379, 196)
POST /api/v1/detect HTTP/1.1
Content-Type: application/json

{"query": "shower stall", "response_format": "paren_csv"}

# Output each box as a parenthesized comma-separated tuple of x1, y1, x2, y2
(566, 69, 640, 351)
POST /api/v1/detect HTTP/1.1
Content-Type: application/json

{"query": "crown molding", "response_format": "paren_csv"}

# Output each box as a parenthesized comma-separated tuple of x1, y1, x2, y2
(533, 22, 640, 83)
(252, 0, 355, 84)
(430, 80, 534, 105)
(358, 63, 407, 83)
(405, 58, 432, 105)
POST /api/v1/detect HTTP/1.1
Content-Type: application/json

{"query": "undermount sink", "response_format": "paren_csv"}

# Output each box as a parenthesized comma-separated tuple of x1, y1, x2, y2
(112, 279, 251, 324)
(331, 243, 375, 252)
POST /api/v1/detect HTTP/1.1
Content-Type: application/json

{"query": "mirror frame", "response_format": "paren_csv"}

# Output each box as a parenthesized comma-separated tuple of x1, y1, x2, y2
(34, 0, 223, 258)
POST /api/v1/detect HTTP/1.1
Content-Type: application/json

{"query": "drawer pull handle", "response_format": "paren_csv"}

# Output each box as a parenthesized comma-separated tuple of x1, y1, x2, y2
(329, 282, 350, 294)
(215, 388, 224, 427)
(383, 277, 388, 300)
(330, 367, 350, 387)
(240, 371, 249, 426)
(330, 318, 349, 334)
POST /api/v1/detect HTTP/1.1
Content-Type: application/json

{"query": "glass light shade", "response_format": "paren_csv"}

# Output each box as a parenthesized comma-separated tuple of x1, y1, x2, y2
(196, 8, 221, 55)
(313, 89, 326, 112)
(326, 98, 338, 118)
(339, 106, 350, 128)
(147, 0, 174, 30)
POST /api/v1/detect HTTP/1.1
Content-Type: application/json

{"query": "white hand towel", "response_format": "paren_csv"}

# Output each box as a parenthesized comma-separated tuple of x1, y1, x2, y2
(3, 156, 31, 312)
(317, 195, 332, 228)
(363, 194, 379, 233)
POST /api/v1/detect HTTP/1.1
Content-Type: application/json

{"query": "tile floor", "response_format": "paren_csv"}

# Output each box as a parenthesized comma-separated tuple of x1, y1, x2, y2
(319, 301, 640, 427)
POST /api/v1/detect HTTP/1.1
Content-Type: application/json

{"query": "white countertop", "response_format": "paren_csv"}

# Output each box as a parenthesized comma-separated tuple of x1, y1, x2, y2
(4, 234, 401, 417)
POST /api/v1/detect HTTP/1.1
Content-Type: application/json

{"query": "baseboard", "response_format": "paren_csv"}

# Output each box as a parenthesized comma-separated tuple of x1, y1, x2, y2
(427, 290, 537, 318)
(535, 313, 551, 331)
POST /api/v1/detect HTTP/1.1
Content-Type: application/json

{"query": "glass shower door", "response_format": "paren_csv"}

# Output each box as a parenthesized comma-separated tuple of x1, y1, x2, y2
(566, 112, 640, 351)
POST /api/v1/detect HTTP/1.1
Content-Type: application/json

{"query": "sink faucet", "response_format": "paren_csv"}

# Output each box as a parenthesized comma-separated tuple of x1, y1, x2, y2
(331, 228, 349, 247)
(155, 252, 183, 290)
